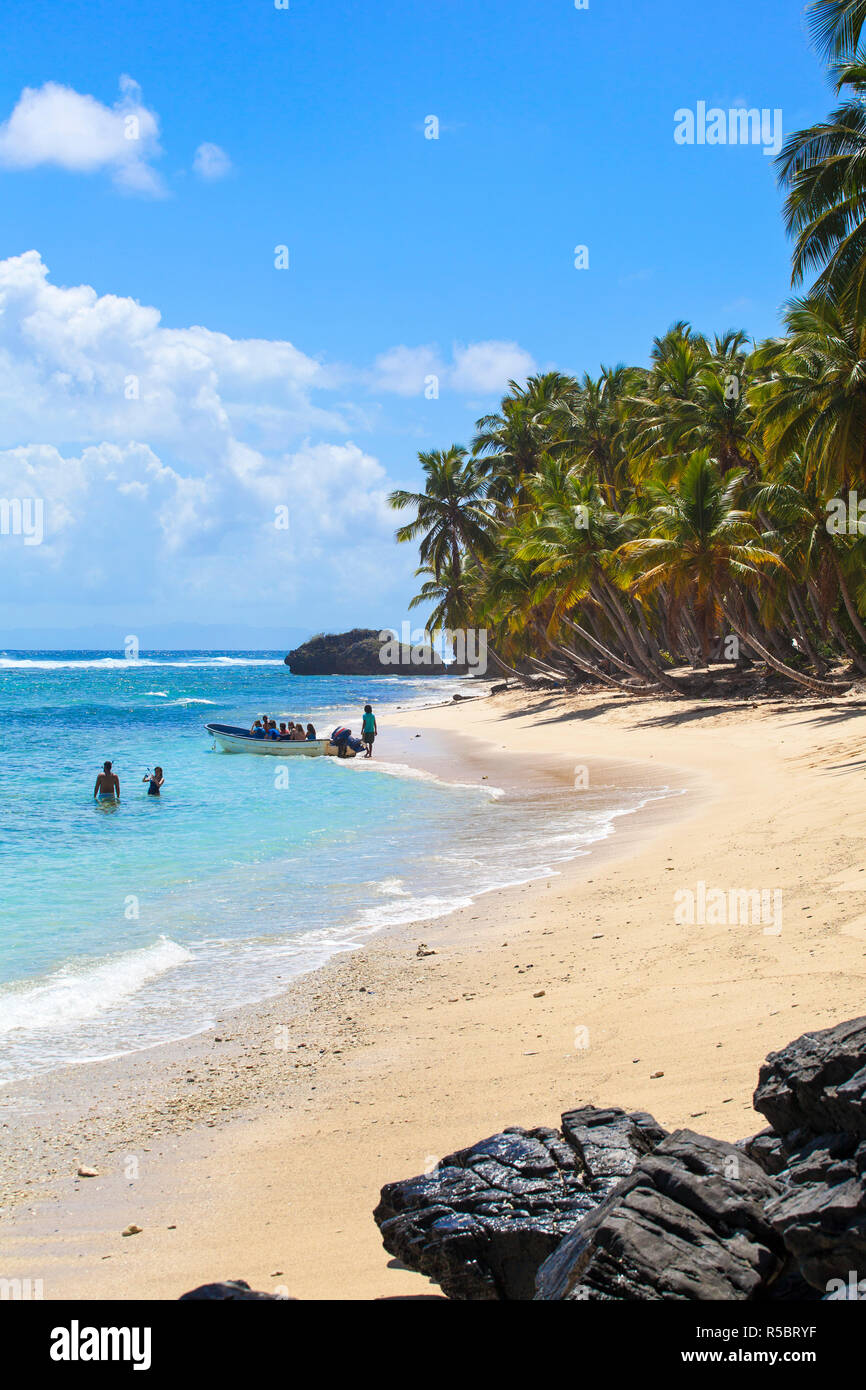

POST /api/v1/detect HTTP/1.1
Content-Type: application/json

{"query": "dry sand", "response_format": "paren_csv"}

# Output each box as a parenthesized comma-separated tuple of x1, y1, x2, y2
(2, 683, 866, 1300)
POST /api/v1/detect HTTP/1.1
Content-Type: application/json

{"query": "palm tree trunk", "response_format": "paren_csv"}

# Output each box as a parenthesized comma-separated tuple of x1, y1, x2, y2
(593, 577, 686, 694)
(561, 616, 645, 680)
(486, 645, 533, 686)
(789, 592, 827, 673)
(720, 602, 848, 696)
(833, 553, 866, 650)
(551, 638, 646, 693)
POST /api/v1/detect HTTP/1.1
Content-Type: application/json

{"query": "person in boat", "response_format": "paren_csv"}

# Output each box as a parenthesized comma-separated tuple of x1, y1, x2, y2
(291, 723, 306, 742)
(361, 704, 377, 758)
(143, 766, 164, 796)
(278, 721, 290, 739)
(267, 720, 281, 740)
(251, 720, 265, 738)
(306, 722, 317, 741)
(94, 761, 120, 801)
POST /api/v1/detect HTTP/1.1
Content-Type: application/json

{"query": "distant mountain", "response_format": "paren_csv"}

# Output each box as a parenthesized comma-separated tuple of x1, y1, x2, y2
(285, 629, 469, 676)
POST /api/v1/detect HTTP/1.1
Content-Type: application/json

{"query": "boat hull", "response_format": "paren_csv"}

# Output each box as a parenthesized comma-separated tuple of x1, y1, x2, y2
(205, 724, 348, 756)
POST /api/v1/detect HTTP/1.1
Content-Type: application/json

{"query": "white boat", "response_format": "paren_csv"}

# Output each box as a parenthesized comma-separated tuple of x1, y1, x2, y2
(206, 723, 354, 756)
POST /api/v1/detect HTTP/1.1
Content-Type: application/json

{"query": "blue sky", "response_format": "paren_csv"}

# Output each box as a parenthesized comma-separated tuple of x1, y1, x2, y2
(0, 0, 834, 647)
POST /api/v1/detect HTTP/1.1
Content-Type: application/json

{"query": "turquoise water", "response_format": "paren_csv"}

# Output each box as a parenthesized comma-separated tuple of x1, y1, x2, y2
(0, 653, 669, 1084)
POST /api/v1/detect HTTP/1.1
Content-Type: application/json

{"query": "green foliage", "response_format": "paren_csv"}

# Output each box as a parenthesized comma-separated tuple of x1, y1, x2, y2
(387, 21, 866, 695)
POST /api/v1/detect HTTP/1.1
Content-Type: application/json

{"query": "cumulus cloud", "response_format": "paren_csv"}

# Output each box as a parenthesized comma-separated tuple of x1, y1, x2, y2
(372, 344, 444, 396)
(0, 76, 164, 196)
(450, 340, 537, 393)
(0, 250, 342, 458)
(372, 339, 536, 397)
(0, 253, 419, 623)
(193, 142, 232, 180)
(0, 252, 538, 628)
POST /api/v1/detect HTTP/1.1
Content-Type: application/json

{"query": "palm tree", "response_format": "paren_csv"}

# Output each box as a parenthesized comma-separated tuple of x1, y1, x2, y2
(472, 372, 575, 504)
(751, 295, 866, 495)
(543, 366, 637, 503)
(752, 456, 866, 669)
(512, 462, 681, 691)
(388, 446, 493, 584)
(807, 0, 866, 61)
(623, 325, 759, 479)
(618, 450, 843, 692)
(407, 559, 472, 633)
(776, 62, 866, 314)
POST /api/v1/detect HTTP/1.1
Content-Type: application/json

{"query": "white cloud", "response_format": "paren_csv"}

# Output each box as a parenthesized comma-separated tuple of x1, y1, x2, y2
(0, 253, 413, 621)
(0, 76, 164, 196)
(0, 253, 540, 628)
(372, 339, 536, 397)
(372, 344, 444, 396)
(0, 250, 343, 458)
(193, 142, 232, 181)
(449, 340, 536, 393)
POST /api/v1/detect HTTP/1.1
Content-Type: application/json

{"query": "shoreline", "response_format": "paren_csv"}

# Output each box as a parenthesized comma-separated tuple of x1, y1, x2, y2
(0, 713, 691, 1200)
(2, 683, 866, 1299)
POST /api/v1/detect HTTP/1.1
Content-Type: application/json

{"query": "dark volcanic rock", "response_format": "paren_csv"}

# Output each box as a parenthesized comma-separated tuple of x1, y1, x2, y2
(764, 1130, 866, 1290)
(374, 1107, 667, 1300)
(535, 1130, 786, 1301)
(179, 1279, 289, 1300)
(375, 1015, 866, 1300)
(560, 1106, 668, 1197)
(740, 1127, 791, 1176)
(753, 1016, 866, 1139)
(751, 1016, 866, 1292)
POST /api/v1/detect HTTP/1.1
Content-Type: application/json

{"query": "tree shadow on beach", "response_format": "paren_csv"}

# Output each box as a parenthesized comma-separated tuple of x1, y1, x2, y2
(791, 700, 866, 728)
(522, 698, 649, 726)
(634, 703, 740, 728)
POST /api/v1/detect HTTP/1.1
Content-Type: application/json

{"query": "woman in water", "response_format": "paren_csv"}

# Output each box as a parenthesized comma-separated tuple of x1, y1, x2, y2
(143, 766, 164, 796)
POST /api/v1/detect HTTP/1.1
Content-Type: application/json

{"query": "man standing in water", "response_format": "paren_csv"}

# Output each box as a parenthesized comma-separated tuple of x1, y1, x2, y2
(94, 761, 120, 802)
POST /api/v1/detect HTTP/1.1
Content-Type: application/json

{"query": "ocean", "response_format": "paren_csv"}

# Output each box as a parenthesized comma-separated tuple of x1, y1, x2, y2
(0, 652, 672, 1085)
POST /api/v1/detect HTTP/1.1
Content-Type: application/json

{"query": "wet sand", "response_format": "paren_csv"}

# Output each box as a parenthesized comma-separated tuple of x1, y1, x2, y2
(2, 684, 866, 1299)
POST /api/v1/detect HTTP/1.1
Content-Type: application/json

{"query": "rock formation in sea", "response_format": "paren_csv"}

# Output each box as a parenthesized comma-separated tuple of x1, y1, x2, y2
(284, 629, 470, 676)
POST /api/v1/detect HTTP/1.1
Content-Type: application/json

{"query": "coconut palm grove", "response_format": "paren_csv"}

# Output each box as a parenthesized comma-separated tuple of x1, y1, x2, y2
(390, 0, 866, 699)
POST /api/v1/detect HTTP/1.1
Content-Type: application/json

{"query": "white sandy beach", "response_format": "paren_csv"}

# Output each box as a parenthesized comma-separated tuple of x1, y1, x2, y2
(2, 684, 866, 1299)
